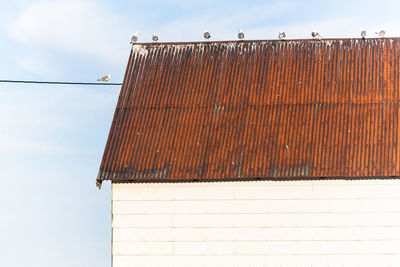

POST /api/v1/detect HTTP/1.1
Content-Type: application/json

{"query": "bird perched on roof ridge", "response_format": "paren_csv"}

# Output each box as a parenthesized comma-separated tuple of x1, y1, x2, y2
(311, 31, 321, 40)
(204, 30, 211, 40)
(130, 32, 140, 44)
(238, 29, 244, 40)
(278, 31, 286, 40)
(152, 33, 159, 42)
(98, 74, 111, 82)
(375, 30, 386, 37)
(360, 29, 367, 40)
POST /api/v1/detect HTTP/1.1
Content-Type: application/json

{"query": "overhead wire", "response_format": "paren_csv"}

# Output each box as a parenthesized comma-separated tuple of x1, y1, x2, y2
(0, 79, 122, 86)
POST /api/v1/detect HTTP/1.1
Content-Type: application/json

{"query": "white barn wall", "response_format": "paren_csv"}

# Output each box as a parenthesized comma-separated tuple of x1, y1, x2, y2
(112, 180, 400, 267)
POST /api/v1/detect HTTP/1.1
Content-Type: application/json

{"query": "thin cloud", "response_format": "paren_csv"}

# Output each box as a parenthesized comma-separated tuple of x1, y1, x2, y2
(157, 1, 298, 42)
(6, 0, 131, 65)
(16, 53, 60, 77)
(0, 134, 68, 155)
(0, 83, 116, 156)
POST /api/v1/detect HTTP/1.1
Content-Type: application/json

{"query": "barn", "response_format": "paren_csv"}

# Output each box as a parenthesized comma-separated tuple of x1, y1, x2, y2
(97, 38, 400, 266)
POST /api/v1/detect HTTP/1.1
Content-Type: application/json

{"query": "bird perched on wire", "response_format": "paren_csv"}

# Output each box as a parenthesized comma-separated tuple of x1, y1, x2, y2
(204, 30, 211, 40)
(238, 30, 244, 40)
(360, 29, 367, 40)
(375, 30, 386, 37)
(278, 31, 286, 40)
(152, 33, 159, 42)
(130, 32, 140, 44)
(311, 31, 321, 40)
(97, 74, 111, 82)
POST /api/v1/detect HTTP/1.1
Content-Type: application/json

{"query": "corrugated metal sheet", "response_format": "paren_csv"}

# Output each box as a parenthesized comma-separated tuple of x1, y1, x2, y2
(97, 38, 400, 185)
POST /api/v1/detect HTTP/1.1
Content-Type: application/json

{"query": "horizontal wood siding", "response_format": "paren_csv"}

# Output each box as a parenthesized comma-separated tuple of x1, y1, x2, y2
(112, 180, 400, 267)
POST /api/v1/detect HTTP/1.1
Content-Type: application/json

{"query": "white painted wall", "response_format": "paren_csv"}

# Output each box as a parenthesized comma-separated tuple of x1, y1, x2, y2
(112, 180, 400, 267)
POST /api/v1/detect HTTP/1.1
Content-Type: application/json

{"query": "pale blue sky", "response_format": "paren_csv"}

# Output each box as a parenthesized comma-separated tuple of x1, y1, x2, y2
(1, 0, 400, 266)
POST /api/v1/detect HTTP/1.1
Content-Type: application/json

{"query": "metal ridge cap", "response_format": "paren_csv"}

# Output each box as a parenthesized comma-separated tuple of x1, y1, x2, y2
(132, 37, 400, 46)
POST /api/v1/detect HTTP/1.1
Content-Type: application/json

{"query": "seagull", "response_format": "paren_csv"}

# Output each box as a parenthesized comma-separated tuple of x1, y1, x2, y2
(97, 74, 111, 82)
(375, 30, 386, 37)
(278, 31, 286, 39)
(238, 30, 244, 40)
(311, 31, 321, 40)
(152, 33, 159, 42)
(130, 32, 140, 44)
(360, 29, 367, 40)
(204, 30, 211, 40)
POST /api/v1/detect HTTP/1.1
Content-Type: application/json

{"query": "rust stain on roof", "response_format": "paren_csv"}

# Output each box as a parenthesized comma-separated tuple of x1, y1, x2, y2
(97, 38, 400, 185)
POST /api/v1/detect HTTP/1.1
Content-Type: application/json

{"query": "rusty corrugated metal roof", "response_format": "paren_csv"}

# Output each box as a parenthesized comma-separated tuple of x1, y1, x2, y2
(97, 38, 400, 186)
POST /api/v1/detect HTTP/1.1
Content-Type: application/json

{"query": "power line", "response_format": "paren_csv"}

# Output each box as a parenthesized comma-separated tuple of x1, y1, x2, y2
(0, 79, 122, 86)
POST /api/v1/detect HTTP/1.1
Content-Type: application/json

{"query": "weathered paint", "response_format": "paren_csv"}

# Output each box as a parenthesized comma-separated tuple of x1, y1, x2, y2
(98, 38, 400, 184)
(112, 180, 400, 267)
